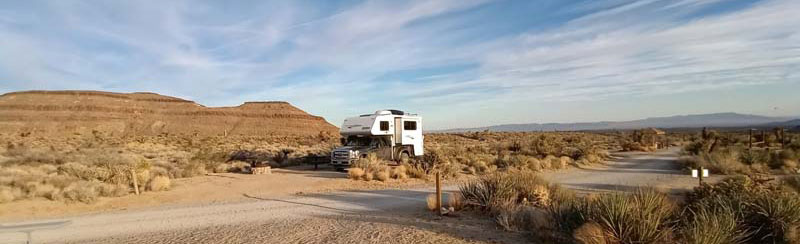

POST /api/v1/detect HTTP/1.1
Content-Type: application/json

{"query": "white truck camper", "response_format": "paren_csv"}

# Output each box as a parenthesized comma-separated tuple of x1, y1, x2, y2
(330, 110, 423, 170)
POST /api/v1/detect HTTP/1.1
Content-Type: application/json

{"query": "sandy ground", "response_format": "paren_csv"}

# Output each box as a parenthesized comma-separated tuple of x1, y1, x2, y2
(0, 148, 703, 243)
(0, 165, 435, 222)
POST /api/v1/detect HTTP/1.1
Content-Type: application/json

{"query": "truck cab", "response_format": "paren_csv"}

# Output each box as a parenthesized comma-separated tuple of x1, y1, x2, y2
(330, 110, 423, 169)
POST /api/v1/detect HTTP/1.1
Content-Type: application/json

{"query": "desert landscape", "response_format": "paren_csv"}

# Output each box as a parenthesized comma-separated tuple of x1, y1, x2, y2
(1, 91, 799, 243)
(3, 1, 800, 243)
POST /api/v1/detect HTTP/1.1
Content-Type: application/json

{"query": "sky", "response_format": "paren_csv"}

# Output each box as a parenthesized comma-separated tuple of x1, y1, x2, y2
(1, 0, 799, 130)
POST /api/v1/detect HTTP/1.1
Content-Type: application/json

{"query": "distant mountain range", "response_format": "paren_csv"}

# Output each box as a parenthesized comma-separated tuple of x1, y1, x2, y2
(438, 113, 800, 132)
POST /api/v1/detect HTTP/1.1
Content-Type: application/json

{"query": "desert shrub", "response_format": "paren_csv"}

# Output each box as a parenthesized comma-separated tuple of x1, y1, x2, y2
(0, 186, 22, 203)
(426, 194, 438, 211)
(784, 175, 800, 193)
(684, 141, 705, 155)
(178, 161, 207, 177)
(556, 156, 571, 169)
(460, 171, 553, 212)
(437, 162, 462, 179)
(149, 176, 171, 191)
(375, 170, 389, 182)
(685, 176, 800, 243)
(473, 160, 490, 173)
(682, 150, 750, 175)
(748, 192, 800, 243)
(526, 157, 543, 171)
(495, 154, 529, 169)
(492, 202, 534, 231)
(213, 163, 232, 173)
(348, 168, 364, 180)
(58, 162, 97, 181)
(508, 171, 551, 207)
(363, 171, 374, 181)
(228, 161, 251, 173)
(62, 181, 99, 203)
(26, 182, 60, 200)
(447, 192, 465, 211)
(466, 166, 477, 175)
(459, 174, 516, 210)
(547, 191, 589, 237)
(681, 205, 749, 244)
(587, 188, 675, 243)
(391, 165, 408, 179)
(403, 163, 428, 179)
(740, 149, 769, 166)
(98, 183, 129, 197)
(573, 222, 609, 244)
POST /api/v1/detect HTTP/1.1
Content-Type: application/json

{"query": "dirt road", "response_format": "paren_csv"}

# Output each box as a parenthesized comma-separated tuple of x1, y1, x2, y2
(0, 148, 701, 243)
(540, 147, 715, 194)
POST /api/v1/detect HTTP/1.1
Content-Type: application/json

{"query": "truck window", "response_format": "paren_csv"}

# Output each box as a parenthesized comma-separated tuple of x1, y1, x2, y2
(379, 121, 389, 131)
(404, 121, 417, 130)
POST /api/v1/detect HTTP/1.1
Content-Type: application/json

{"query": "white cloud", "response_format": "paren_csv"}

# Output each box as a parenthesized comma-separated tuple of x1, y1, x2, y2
(0, 0, 798, 129)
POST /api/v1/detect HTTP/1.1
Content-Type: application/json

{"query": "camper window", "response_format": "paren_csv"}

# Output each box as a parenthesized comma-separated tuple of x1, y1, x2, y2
(379, 121, 389, 131)
(404, 121, 417, 130)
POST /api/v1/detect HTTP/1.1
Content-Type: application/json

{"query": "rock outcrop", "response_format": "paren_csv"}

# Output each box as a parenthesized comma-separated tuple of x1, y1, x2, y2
(0, 90, 338, 137)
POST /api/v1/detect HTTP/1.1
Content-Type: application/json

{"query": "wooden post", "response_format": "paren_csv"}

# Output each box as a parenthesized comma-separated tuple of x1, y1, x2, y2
(749, 129, 753, 149)
(435, 171, 442, 215)
(131, 169, 140, 195)
(698, 166, 704, 186)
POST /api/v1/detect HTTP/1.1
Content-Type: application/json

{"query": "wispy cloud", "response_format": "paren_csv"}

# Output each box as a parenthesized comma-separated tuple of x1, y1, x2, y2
(0, 0, 798, 129)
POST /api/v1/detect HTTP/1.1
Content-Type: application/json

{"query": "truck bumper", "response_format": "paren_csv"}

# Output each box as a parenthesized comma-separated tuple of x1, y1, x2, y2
(331, 159, 356, 167)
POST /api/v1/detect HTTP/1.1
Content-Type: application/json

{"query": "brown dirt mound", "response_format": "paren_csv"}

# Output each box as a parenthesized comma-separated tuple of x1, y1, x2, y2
(0, 90, 338, 137)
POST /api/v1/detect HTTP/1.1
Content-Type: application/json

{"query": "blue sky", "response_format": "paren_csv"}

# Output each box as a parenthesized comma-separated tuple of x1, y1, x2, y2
(1, 0, 798, 130)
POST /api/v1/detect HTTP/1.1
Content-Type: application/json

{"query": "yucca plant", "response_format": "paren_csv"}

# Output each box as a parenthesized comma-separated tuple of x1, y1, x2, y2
(748, 193, 800, 243)
(459, 174, 516, 210)
(587, 188, 675, 244)
(682, 205, 749, 244)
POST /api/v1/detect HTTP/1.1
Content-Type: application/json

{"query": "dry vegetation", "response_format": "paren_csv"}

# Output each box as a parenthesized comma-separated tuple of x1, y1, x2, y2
(679, 128, 799, 175)
(0, 132, 337, 204)
(458, 170, 800, 244)
(345, 131, 619, 184)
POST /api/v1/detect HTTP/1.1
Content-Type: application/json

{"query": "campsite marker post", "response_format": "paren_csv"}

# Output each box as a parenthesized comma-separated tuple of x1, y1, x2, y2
(691, 166, 709, 186)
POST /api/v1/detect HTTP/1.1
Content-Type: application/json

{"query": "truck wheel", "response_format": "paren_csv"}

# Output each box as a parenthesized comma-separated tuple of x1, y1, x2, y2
(399, 151, 410, 165)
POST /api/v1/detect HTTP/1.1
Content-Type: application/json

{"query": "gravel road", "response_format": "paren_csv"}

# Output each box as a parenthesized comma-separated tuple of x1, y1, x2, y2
(1, 148, 699, 244)
(540, 147, 712, 194)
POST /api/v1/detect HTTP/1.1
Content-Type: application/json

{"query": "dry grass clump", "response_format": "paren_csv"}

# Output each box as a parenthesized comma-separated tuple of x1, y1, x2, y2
(391, 165, 408, 179)
(375, 170, 389, 182)
(149, 176, 171, 191)
(426, 194, 438, 211)
(404, 163, 428, 179)
(573, 222, 608, 244)
(348, 153, 395, 182)
(0, 186, 22, 203)
(363, 172, 374, 181)
(447, 192, 464, 211)
(348, 168, 365, 180)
